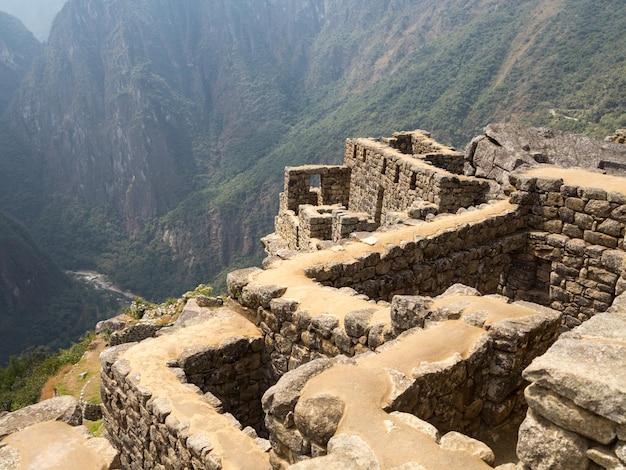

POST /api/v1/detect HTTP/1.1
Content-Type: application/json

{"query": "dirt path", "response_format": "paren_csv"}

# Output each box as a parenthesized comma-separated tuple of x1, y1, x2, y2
(39, 339, 106, 402)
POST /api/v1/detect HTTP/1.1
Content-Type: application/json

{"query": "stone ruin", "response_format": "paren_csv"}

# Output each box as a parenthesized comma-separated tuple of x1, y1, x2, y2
(2, 124, 626, 469)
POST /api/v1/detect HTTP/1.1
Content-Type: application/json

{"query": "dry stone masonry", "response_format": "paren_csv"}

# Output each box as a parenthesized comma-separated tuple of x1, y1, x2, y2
(517, 293, 626, 469)
(75, 125, 626, 469)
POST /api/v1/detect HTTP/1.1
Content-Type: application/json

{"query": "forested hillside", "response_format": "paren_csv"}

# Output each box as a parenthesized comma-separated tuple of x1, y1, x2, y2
(0, 212, 121, 363)
(1, 0, 625, 307)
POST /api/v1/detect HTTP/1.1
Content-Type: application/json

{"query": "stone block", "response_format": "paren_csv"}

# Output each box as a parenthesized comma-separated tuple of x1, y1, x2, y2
(616, 441, 626, 464)
(243, 284, 288, 310)
(517, 409, 590, 470)
(440, 431, 495, 466)
(309, 314, 340, 339)
(574, 212, 594, 230)
(390, 295, 432, 331)
(262, 358, 334, 420)
(227, 267, 263, 299)
(294, 394, 345, 445)
(523, 336, 626, 424)
(389, 411, 440, 442)
(565, 197, 586, 212)
(536, 178, 563, 193)
(611, 205, 626, 223)
(344, 308, 376, 338)
(558, 206, 575, 223)
(524, 383, 617, 444)
(588, 266, 619, 285)
(602, 249, 626, 274)
(563, 223, 584, 238)
(584, 230, 618, 248)
(327, 434, 379, 470)
(585, 200, 612, 218)
(565, 238, 587, 256)
(542, 219, 562, 233)
(598, 218, 623, 237)
(579, 188, 607, 201)
(586, 446, 624, 469)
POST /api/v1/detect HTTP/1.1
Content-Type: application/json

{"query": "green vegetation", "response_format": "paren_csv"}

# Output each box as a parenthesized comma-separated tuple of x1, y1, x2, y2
(0, 211, 123, 363)
(0, 332, 95, 412)
(185, 284, 213, 298)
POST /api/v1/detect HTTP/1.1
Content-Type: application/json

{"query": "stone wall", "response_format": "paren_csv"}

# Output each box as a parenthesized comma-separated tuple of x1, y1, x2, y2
(304, 206, 526, 301)
(96, 126, 626, 470)
(387, 130, 465, 174)
(100, 305, 272, 470)
(259, 286, 561, 468)
(101, 344, 226, 470)
(517, 293, 626, 470)
(109, 323, 162, 346)
(345, 137, 489, 222)
(283, 165, 351, 213)
(272, 131, 489, 252)
(275, 192, 299, 250)
(297, 205, 335, 248)
(237, 202, 569, 389)
(507, 173, 626, 328)
(178, 335, 269, 433)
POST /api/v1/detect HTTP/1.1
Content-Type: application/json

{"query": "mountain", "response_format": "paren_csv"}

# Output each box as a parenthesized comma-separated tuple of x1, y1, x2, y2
(0, 0, 66, 41)
(0, 11, 41, 112)
(1, 0, 625, 303)
(0, 212, 122, 364)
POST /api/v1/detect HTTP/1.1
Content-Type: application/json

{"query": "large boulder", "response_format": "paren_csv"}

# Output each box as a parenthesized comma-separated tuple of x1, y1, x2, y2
(522, 313, 626, 425)
(517, 409, 589, 470)
(294, 394, 345, 445)
(465, 123, 626, 188)
(0, 396, 82, 439)
(0, 421, 119, 469)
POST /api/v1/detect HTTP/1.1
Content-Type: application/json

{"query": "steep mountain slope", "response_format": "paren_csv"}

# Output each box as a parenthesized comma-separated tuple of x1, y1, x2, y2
(2, 0, 625, 302)
(0, 212, 121, 364)
(0, 11, 41, 112)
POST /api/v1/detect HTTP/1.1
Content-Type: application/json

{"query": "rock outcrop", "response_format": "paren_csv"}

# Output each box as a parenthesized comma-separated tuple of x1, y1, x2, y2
(517, 304, 626, 469)
(0, 396, 120, 470)
(0, 421, 120, 470)
(465, 123, 626, 189)
(0, 396, 82, 439)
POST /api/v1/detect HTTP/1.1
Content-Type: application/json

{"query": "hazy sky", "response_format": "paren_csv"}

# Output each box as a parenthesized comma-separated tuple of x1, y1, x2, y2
(0, 0, 67, 40)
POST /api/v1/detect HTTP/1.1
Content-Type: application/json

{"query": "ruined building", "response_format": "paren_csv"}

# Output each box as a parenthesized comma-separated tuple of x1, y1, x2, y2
(3, 124, 626, 469)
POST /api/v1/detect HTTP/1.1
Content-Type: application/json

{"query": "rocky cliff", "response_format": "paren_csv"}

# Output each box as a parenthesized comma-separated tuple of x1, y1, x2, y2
(0, 11, 40, 113)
